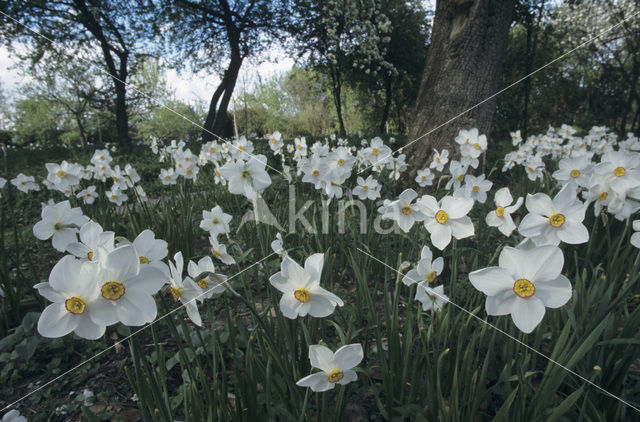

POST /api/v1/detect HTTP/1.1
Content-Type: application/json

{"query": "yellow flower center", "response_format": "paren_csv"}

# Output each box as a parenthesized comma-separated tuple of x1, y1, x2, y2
(101, 281, 126, 301)
(426, 271, 437, 283)
(422, 176, 427, 180)
(99, 156, 105, 160)
(513, 278, 535, 298)
(112, 176, 118, 182)
(213, 249, 221, 258)
(363, 185, 369, 191)
(241, 170, 251, 179)
(297, 144, 302, 149)
(472, 185, 480, 192)
(210, 147, 215, 152)
(312, 170, 320, 177)
(338, 159, 345, 166)
(197, 278, 209, 289)
(327, 369, 344, 383)
(473, 143, 480, 150)
(570, 169, 580, 178)
(495, 206, 505, 217)
(457, 174, 464, 181)
(613, 166, 626, 177)
(271, 138, 276, 143)
(372, 148, 379, 156)
(165, 175, 171, 180)
(87, 251, 94, 261)
(294, 288, 311, 303)
(111, 194, 118, 200)
(401, 205, 412, 215)
(597, 192, 608, 201)
(57, 170, 66, 178)
(169, 286, 183, 300)
(212, 218, 220, 225)
(435, 157, 441, 163)
(65, 296, 86, 315)
(54, 222, 63, 231)
(238, 146, 245, 151)
(465, 137, 470, 143)
(549, 213, 565, 228)
(215, 171, 221, 177)
(139, 256, 149, 264)
(435, 210, 448, 224)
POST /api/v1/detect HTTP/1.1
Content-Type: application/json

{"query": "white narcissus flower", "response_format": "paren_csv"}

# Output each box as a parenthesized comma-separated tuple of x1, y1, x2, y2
(415, 168, 435, 187)
(35, 256, 105, 340)
(168, 252, 203, 326)
(469, 245, 572, 334)
(552, 156, 592, 187)
(380, 189, 426, 233)
(296, 344, 363, 392)
(271, 232, 287, 258)
(106, 188, 127, 206)
(33, 200, 89, 252)
(159, 168, 178, 185)
(631, 220, 640, 249)
(132, 229, 169, 275)
(429, 149, 449, 172)
(219, 154, 272, 200)
(77, 185, 98, 204)
(65, 221, 115, 262)
(11, 173, 40, 193)
(415, 284, 449, 312)
(463, 174, 493, 203)
(352, 175, 381, 200)
(2, 409, 27, 422)
(418, 195, 475, 250)
(187, 256, 227, 301)
(91, 245, 167, 327)
(269, 253, 343, 319)
(200, 205, 232, 237)
(485, 187, 523, 236)
(518, 184, 589, 246)
(402, 246, 444, 286)
(210, 236, 236, 265)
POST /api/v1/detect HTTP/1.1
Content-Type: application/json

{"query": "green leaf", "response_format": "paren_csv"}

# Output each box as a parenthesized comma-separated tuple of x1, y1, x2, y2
(490, 386, 519, 422)
(547, 387, 584, 422)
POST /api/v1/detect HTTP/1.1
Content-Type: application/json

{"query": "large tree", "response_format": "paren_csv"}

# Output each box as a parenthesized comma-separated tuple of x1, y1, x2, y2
(0, 0, 150, 145)
(160, 0, 288, 142)
(404, 0, 514, 178)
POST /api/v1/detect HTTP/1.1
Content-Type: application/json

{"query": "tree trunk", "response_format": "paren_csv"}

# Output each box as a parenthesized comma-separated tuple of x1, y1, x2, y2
(619, 57, 639, 136)
(404, 0, 514, 180)
(521, 0, 545, 140)
(202, 52, 243, 142)
(331, 69, 347, 136)
(114, 52, 129, 144)
(380, 74, 393, 134)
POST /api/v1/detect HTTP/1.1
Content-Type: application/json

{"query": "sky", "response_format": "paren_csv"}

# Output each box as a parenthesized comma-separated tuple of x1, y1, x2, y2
(0, 44, 295, 106)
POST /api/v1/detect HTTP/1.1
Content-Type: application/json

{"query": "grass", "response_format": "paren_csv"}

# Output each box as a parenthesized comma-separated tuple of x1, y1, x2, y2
(0, 134, 639, 421)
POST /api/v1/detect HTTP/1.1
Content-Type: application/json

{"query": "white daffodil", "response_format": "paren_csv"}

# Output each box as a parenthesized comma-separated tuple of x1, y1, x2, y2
(469, 245, 572, 334)
(159, 168, 178, 185)
(2, 409, 27, 422)
(35, 256, 105, 339)
(200, 205, 232, 237)
(429, 149, 449, 172)
(380, 189, 427, 233)
(518, 184, 589, 246)
(65, 221, 115, 262)
(91, 245, 167, 327)
(418, 195, 475, 250)
(402, 246, 444, 286)
(352, 175, 381, 200)
(415, 168, 435, 187)
(168, 252, 203, 326)
(631, 220, 640, 249)
(485, 187, 523, 236)
(269, 253, 343, 319)
(552, 156, 592, 187)
(187, 255, 227, 301)
(594, 151, 640, 194)
(132, 229, 169, 275)
(415, 284, 449, 312)
(296, 344, 363, 392)
(445, 160, 468, 190)
(77, 185, 98, 204)
(219, 155, 272, 200)
(45, 161, 81, 189)
(106, 188, 128, 206)
(33, 200, 89, 252)
(210, 236, 236, 265)
(463, 174, 493, 203)
(11, 173, 40, 193)
(271, 232, 287, 258)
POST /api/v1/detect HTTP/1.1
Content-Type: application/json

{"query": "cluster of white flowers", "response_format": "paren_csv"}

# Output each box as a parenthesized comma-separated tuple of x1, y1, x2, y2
(31, 200, 229, 339)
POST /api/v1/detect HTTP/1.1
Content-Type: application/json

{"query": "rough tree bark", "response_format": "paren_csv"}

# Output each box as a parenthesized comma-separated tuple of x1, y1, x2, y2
(404, 0, 514, 181)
